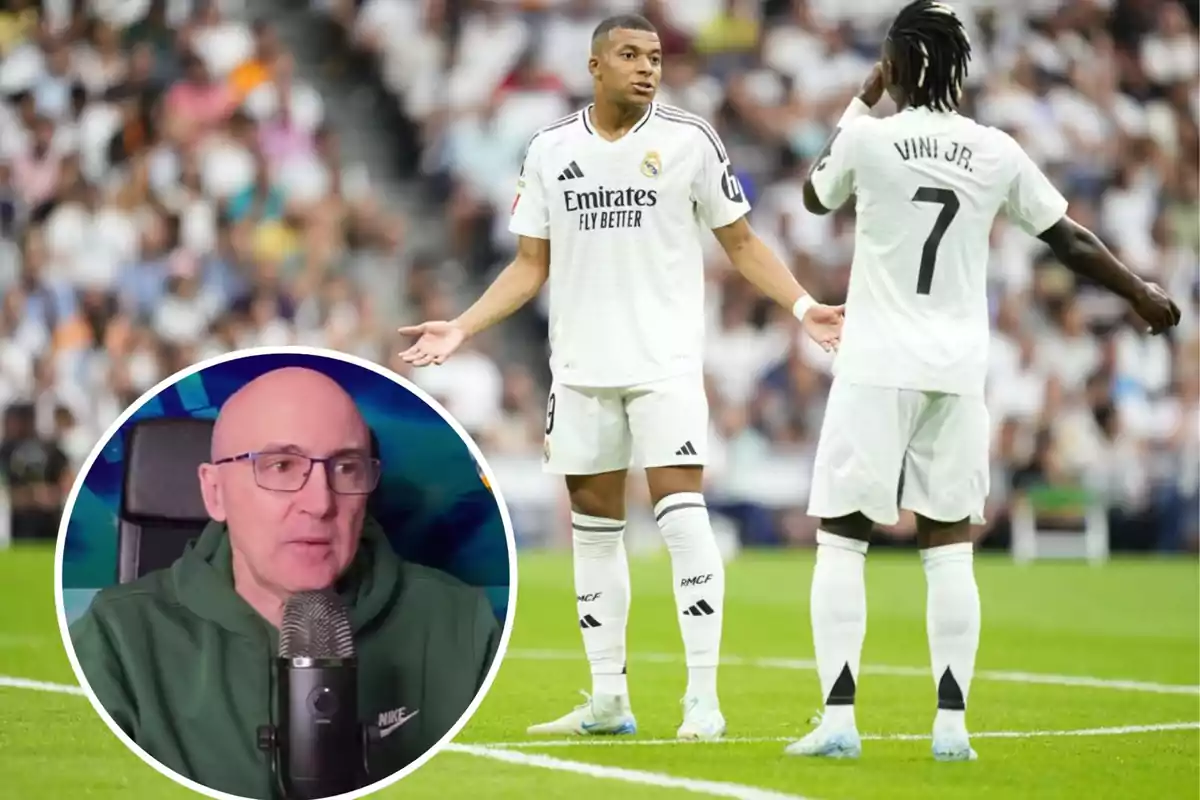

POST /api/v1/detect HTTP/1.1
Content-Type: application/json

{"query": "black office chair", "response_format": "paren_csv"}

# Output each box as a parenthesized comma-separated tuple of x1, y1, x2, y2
(117, 417, 215, 583)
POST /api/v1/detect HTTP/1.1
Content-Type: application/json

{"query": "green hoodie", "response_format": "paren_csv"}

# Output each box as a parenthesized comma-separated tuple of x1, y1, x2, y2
(69, 517, 502, 799)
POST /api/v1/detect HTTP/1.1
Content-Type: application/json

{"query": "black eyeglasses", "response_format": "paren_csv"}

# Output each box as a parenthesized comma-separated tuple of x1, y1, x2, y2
(214, 451, 382, 495)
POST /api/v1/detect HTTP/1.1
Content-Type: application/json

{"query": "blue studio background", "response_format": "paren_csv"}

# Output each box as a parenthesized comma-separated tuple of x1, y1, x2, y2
(60, 352, 510, 628)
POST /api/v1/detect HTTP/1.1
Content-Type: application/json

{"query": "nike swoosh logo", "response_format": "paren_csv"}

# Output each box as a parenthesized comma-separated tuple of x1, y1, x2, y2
(380, 710, 419, 738)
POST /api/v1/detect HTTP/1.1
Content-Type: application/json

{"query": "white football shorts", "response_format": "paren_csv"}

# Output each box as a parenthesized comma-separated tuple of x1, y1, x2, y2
(807, 378, 990, 525)
(541, 371, 708, 476)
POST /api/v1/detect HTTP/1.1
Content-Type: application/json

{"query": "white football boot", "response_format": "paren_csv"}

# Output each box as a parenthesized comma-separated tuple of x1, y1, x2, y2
(676, 695, 726, 740)
(783, 710, 862, 759)
(526, 691, 637, 736)
(931, 719, 978, 762)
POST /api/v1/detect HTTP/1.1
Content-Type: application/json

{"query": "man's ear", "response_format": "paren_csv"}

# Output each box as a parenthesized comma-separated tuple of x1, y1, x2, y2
(588, 53, 600, 79)
(197, 463, 226, 522)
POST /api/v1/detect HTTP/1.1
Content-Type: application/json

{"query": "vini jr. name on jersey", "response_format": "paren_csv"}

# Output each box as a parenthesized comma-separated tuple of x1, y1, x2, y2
(894, 136, 975, 173)
(565, 186, 658, 231)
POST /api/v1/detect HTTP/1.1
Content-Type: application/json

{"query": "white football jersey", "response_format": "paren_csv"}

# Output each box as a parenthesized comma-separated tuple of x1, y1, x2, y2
(509, 101, 751, 388)
(810, 107, 1069, 396)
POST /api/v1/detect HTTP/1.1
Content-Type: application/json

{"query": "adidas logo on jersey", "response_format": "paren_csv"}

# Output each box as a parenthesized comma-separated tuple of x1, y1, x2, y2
(675, 441, 698, 456)
(557, 161, 584, 181)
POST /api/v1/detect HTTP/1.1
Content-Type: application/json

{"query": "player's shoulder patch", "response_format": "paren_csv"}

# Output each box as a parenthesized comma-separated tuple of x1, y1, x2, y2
(652, 103, 727, 163)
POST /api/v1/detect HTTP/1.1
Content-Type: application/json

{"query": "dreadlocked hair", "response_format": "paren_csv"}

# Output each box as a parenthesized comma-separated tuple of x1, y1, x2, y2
(886, 0, 972, 112)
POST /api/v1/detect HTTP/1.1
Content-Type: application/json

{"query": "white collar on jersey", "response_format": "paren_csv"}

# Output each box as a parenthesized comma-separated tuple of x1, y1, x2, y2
(580, 101, 657, 137)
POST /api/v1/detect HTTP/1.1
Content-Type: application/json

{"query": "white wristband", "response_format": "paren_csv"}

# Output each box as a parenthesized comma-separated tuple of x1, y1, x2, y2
(837, 96, 871, 128)
(792, 294, 818, 321)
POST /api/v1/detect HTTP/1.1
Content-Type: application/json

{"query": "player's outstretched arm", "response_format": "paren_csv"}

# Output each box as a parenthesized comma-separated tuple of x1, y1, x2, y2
(802, 63, 885, 215)
(712, 216, 844, 351)
(455, 235, 551, 337)
(398, 235, 551, 366)
(1037, 217, 1181, 335)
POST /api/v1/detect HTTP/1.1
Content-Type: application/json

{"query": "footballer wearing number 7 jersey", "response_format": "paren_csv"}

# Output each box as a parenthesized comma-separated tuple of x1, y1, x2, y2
(791, 0, 1182, 765)
(399, 13, 844, 742)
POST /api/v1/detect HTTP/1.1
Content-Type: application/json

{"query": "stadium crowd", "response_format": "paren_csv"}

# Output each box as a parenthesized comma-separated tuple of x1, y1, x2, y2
(0, 0, 406, 541)
(0, 0, 1196, 554)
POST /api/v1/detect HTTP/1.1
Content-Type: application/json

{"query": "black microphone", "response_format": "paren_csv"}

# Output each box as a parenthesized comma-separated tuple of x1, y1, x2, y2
(268, 590, 364, 799)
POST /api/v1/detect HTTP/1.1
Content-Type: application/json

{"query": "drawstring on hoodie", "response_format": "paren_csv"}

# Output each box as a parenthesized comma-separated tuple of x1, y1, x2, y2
(263, 622, 283, 800)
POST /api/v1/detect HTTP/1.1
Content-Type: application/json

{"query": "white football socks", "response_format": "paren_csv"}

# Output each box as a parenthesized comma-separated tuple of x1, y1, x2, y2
(922, 541, 980, 734)
(655, 492, 724, 700)
(810, 530, 869, 730)
(571, 512, 631, 698)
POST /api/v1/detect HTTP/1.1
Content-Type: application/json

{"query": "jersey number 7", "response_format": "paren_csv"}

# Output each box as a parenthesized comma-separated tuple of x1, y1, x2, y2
(912, 186, 960, 295)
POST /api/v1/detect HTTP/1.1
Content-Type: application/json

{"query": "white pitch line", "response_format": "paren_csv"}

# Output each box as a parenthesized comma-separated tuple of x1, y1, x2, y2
(5, 674, 1193, 800)
(507, 650, 1200, 696)
(447, 744, 817, 800)
(0, 676, 87, 695)
(3, 674, 816, 799)
(474, 721, 1200, 749)
(934, 722, 1200, 740)
(9, 670, 1194, 746)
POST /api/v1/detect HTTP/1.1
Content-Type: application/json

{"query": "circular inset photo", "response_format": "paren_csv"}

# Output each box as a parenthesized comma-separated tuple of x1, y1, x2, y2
(53, 347, 516, 800)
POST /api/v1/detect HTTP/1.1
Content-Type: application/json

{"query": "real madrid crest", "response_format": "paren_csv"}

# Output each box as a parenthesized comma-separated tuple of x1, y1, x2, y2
(640, 151, 662, 179)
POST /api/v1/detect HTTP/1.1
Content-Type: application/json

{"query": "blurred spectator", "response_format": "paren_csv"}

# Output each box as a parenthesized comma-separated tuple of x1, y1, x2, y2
(0, 0, 408, 525)
(0, 402, 68, 541)
(165, 51, 235, 138)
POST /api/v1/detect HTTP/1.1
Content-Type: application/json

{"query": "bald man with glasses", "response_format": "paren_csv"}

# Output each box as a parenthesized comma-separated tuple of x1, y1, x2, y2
(70, 367, 502, 799)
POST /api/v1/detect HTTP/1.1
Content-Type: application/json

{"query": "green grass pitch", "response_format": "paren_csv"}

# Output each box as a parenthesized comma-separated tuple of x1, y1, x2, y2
(2, 544, 1197, 799)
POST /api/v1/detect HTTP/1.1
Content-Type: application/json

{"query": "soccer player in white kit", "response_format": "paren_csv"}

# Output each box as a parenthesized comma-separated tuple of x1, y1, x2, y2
(398, 14, 846, 740)
(788, 0, 1181, 763)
